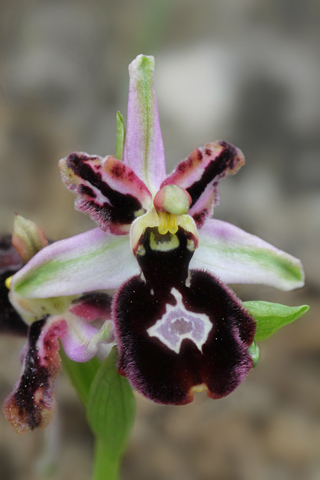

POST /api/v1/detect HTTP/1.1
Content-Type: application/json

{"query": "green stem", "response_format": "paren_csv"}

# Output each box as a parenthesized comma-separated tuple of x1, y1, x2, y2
(93, 440, 121, 480)
(61, 346, 135, 479)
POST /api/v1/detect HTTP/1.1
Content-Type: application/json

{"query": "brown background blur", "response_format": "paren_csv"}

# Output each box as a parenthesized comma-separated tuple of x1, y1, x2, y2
(0, 1, 319, 479)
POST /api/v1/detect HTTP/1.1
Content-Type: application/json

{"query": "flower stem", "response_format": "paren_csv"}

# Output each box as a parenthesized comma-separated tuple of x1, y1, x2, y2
(93, 440, 121, 480)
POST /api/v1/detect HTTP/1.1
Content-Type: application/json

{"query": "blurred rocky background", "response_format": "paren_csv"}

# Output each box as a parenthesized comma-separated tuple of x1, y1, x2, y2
(0, 0, 319, 479)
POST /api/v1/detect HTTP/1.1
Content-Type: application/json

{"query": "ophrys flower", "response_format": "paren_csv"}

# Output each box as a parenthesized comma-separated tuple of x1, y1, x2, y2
(6, 55, 305, 417)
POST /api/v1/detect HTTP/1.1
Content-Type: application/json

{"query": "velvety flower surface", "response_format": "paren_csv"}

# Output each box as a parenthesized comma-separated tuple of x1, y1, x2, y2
(7, 55, 305, 416)
(114, 229, 255, 404)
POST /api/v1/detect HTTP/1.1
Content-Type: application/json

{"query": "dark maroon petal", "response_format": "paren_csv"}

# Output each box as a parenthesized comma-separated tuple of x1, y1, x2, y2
(0, 235, 28, 337)
(3, 316, 67, 434)
(114, 224, 256, 405)
(59, 153, 152, 234)
(162, 142, 245, 228)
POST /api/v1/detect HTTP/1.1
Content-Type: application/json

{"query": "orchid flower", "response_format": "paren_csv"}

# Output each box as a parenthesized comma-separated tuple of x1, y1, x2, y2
(2, 216, 113, 434)
(4, 55, 306, 434)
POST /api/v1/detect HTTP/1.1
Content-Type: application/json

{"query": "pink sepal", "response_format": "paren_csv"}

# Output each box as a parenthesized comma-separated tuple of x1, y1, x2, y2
(123, 55, 166, 194)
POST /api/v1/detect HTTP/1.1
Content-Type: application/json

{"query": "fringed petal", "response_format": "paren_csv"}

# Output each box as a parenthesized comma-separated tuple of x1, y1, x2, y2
(162, 141, 245, 228)
(123, 55, 166, 194)
(59, 153, 152, 234)
(3, 317, 67, 434)
(192, 219, 305, 291)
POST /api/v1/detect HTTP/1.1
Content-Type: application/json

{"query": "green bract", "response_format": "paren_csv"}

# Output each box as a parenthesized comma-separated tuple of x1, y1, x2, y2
(244, 301, 309, 342)
(115, 111, 126, 161)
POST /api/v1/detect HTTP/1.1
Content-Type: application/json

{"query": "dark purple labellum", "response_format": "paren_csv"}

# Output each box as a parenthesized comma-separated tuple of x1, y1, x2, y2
(114, 226, 256, 405)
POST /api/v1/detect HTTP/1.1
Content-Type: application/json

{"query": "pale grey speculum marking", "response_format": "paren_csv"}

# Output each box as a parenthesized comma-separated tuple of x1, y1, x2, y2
(147, 288, 212, 354)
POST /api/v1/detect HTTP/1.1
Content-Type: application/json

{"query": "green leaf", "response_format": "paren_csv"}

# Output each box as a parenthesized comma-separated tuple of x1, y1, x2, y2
(61, 347, 133, 479)
(243, 301, 309, 342)
(60, 346, 101, 407)
(115, 111, 126, 160)
(248, 341, 259, 367)
(87, 347, 136, 455)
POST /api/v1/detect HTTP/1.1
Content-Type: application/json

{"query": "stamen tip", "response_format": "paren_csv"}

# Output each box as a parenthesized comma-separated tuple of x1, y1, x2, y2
(5, 275, 12, 290)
